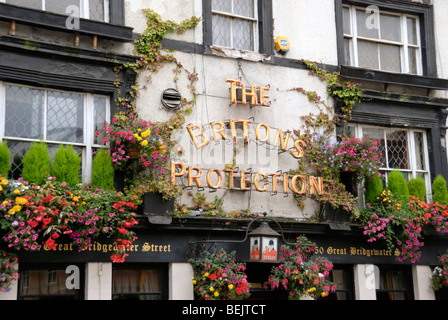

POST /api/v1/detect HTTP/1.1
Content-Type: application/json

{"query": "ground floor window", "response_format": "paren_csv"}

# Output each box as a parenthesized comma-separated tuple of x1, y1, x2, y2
(18, 264, 84, 300)
(347, 124, 431, 203)
(112, 264, 168, 300)
(375, 265, 413, 300)
(0, 82, 110, 182)
(324, 265, 354, 300)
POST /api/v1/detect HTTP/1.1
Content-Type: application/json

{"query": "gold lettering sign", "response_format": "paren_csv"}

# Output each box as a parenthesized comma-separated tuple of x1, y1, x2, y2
(43, 241, 173, 254)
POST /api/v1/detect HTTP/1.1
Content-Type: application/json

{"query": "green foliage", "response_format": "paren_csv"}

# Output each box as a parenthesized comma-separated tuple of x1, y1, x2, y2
(91, 149, 115, 190)
(387, 170, 409, 204)
(432, 175, 448, 205)
(0, 141, 11, 177)
(364, 174, 383, 205)
(51, 145, 81, 186)
(407, 177, 426, 202)
(22, 141, 51, 185)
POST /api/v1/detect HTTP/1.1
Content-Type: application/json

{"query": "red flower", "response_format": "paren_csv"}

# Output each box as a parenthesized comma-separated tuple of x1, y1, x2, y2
(117, 227, 128, 235)
(45, 238, 57, 250)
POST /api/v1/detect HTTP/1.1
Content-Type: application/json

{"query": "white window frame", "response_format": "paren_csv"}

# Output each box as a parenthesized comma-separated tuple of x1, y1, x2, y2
(349, 124, 432, 203)
(0, 0, 110, 22)
(343, 5, 422, 75)
(0, 81, 110, 183)
(211, 0, 259, 52)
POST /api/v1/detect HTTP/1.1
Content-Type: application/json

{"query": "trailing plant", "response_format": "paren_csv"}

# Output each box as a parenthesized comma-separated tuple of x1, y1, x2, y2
(0, 175, 140, 265)
(0, 141, 11, 177)
(51, 144, 81, 186)
(22, 141, 52, 185)
(303, 133, 383, 215)
(387, 169, 409, 204)
(189, 249, 250, 300)
(303, 60, 362, 122)
(432, 175, 448, 205)
(407, 177, 426, 203)
(432, 254, 448, 291)
(360, 190, 448, 264)
(0, 250, 19, 292)
(265, 235, 336, 300)
(91, 149, 115, 190)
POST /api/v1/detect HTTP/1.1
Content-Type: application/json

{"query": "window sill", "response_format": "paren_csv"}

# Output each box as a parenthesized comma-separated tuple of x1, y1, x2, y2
(209, 45, 271, 62)
(0, 3, 134, 42)
(340, 65, 448, 91)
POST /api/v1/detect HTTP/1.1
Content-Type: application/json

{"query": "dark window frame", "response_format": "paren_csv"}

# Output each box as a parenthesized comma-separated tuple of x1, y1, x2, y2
(335, 0, 437, 78)
(17, 263, 85, 300)
(0, 1, 133, 42)
(202, 0, 274, 55)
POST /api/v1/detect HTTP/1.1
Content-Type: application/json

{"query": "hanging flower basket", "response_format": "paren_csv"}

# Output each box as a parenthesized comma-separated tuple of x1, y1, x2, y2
(126, 147, 140, 159)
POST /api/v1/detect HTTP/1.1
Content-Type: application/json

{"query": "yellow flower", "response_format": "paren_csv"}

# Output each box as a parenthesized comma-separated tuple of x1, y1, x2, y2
(0, 186, 3, 192)
(140, 140, 148, 147)
(214, 292, 219, 297)
(13, 189, 20, 195)
(73, 196, 79, 202)
(228, 284, 234, 290)
(141, 129, 151, 138)
(8, 208, 16, 215)
(13, 205, 21, 212)
(204, 272, 209, 277)
(0, 178, 8, 185)
(321, 292, 326, 297)
(192, 280, 197, 285)
(15, 197, 28, 205)
(133, 133, 142, 141)
(209, 286, 214, 292)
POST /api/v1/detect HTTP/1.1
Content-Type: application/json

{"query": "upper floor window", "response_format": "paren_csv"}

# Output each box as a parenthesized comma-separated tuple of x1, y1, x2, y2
(0, 82, 110, 183)
(342, 5, 422, 75)
(204, 0, 273, 55)
(211, 0, 258, 51)
(2, 0, 109, 22)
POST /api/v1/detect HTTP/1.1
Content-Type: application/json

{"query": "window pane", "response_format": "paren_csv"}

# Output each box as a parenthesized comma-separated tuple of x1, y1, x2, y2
(386, 130, 408, 170)
(94, 97, 107, 145)
(234, 0, 255, 18)
(408, 47, 418, 74)
(356, 9, 379, 39)
(45, 0, 79, 15)
(414, 132, 426, 170)
(212, 15, 231, 47)
(358, 40, 379, 70)
(5, 85, 44, 139)
(380, 44, 401, 73)
(362, 127, 386, 167)
(5, 0, 42, 10)
(343, 38, 352, 66)
(212, 0, 232, 13)
(342, 6, 351, 35)
(19, 269, 80, 299)
(233, 18, 254, 51)
(47, 91, 84, 143)
(113, 269, 163, 300)
(380, 14, 401, 42)
(89, 0, 105, 22)
(407, 17, 418, 45)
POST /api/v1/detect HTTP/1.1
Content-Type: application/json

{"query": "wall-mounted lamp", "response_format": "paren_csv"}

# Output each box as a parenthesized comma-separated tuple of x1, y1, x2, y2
(188, 213, 307, 263)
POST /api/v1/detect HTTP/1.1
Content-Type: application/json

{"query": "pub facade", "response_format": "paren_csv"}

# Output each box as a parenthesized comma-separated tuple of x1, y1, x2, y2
(1, 0, 448, 301)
